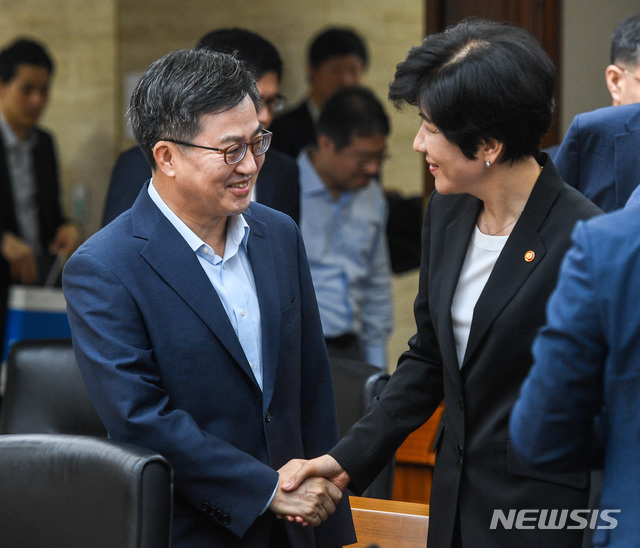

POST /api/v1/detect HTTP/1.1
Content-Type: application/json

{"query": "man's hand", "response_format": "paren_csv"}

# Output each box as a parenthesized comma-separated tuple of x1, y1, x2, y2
(49, 222, 82, 257)
(282, 454, 351, 494)
(268, 459, 343, 527)
(1, 232, 38, 284)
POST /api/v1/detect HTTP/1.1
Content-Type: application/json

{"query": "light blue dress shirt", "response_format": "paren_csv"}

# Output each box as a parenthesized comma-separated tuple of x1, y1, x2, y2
(148, 181, 263, 389)
(297, 149, 393, 369)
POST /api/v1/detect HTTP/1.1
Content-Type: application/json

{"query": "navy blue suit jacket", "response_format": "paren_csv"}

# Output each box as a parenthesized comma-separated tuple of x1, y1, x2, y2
(511, 205, 640, 546)
(554, 103, 640, 212)
(102, 146, 300, 226)
(64, 187, 354, 547)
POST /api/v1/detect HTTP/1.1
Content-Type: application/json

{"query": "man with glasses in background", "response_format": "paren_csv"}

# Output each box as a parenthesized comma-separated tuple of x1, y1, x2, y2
(102, 28, 300, 226)
(63, 48, 354, 548)
(298, 86, 393, 371)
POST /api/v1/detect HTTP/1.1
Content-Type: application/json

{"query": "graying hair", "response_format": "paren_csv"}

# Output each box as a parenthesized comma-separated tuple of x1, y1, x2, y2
(128, 48, 260, 169)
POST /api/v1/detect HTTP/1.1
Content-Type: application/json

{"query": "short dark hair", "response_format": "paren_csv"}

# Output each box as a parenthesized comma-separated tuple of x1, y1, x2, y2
(128, 48, 260, 169)
(610, 12, 640, 67)
(308, 27, 368, 69)
(389, 18, 556, 163)
(317, 86, 389, 150)
(0, 37, 54, 83)
(196, 28, 283, 81)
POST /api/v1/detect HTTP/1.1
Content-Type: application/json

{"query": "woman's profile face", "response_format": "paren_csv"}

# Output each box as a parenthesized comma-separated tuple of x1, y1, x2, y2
(413, 111, 483, 196)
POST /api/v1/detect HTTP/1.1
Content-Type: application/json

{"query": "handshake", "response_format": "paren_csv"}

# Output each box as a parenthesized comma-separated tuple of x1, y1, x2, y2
(268, 455, 350, 527)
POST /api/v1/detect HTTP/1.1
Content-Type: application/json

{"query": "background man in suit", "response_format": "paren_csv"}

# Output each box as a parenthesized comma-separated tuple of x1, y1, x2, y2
(102, 28, 300, 226)
(0, 38, 81, 353)
(270, 26, 368, 160)
(64, 48, 354, 547)
(554, 12, 640, 212)
(554, 102, 640, 212)
(510, 204, 640, 546)
(298, 86, 393, 370)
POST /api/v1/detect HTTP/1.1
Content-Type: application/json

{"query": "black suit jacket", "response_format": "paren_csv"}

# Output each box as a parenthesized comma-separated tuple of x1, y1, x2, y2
(270, 100, 315, 160)
(1, 128, 65, 347)
(330, 155, 603, 547)
(102, 146, 300, 226)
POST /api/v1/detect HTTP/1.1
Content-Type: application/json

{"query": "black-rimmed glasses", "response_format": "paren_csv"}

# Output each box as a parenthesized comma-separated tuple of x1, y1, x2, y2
(162, 129, 272, 165)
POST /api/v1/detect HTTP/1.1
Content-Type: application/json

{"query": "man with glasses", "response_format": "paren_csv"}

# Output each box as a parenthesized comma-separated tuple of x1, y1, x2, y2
(554, 12, 640, 212)
(298, 86, 393, 370)
(102, 28, 300, 226)
(63, 48, 355, 548)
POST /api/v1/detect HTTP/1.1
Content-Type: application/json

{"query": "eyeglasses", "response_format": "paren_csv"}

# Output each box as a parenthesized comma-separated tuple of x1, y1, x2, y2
(260, 94, 286, 114)
(354, 150, 390, 168)
(162, 130, 272, 165)
(615, 64, 640, 84)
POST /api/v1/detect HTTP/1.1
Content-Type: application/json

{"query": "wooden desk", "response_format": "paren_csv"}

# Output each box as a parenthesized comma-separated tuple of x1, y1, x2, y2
(349, 496, 429, 548)
(392, 402, 444, 504)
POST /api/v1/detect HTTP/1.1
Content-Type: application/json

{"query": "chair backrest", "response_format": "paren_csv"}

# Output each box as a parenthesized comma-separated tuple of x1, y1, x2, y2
(0, 338, 107, 436)
(349, 495, 429, 548)
(330, 357, 394, 499)
(330, 357, 390, 438)
(0, 434, 173, 548)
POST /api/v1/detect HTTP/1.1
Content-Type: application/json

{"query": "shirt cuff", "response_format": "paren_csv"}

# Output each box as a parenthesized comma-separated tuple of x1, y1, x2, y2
(260, 481, 279, 515)
(364, 343, 387, 370)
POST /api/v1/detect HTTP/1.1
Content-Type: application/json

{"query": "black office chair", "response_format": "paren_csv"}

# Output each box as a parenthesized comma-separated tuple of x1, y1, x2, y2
(0, 433, 173, 547)
(0, 338, 107, 435)
(330, 357, 394, 499)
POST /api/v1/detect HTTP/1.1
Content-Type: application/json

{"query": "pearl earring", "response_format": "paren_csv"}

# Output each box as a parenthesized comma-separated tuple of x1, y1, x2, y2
(485, 160, 491, 168)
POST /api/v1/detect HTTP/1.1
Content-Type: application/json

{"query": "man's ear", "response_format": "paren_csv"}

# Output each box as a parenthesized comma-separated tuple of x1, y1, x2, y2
(153, 142, 177, 177)
(605, 64, 624, 106)
(317, 133, 335, 155)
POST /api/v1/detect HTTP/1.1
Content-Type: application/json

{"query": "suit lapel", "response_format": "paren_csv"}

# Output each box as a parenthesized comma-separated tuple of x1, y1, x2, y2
(438, 197, 481, 373)
(462, 157, 561, 367)
(132, 188, 259, 390)
(244, 207, 281, 412)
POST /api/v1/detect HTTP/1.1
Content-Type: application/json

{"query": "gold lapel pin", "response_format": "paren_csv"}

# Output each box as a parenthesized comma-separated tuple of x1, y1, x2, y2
(524, 250, 535, 262)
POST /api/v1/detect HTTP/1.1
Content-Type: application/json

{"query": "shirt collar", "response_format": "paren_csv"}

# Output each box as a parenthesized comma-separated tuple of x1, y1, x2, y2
(0, 112, 37, 149)
(147, 179, 250, 256)
(298, 147, 332, 198)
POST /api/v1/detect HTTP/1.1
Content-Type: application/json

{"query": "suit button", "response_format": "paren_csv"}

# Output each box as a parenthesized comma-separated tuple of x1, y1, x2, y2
(457, 398, 464, 411)
(457, 459, 463, 471)
(457, 443, 463, 456)
(265, 411, 272, 423)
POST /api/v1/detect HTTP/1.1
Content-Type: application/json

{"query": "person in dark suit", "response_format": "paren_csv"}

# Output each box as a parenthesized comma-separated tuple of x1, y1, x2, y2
(270, 27, 368, 160)
(510, 203, 640, 546)
(102, 28, 300, 227)
(63, 48, 354, 548)
(281, 19, 602, 547)
(553, 102, 640, 212)
(0, 38, 81, 352)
